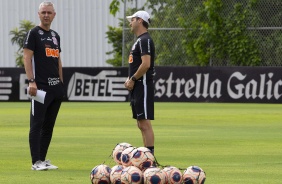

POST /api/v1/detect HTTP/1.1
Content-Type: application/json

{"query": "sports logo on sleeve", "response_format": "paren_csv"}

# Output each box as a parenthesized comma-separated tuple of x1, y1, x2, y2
(38, 30, 44, 35)
(128, 54, 133, 63)
(25, 30, 31, 45)
(148, 39, 151, 53)
(52, 37, 58, 45)
(51, 31, 56, 37)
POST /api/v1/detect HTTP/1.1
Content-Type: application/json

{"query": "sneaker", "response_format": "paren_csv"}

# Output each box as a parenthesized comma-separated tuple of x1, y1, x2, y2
(31, 160, 48, 171)
(43, 160, 58, 170)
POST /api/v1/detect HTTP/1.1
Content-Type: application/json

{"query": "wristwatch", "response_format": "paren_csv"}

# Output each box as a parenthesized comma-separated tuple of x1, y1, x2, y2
(28, 78, 35, 83)
(131, 76, 137, 82)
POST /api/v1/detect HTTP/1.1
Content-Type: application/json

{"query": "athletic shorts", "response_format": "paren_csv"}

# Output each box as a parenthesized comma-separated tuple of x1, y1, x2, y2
(130, 80, 154, 120)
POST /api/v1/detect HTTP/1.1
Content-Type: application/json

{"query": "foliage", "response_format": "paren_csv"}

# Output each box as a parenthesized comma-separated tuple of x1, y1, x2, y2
(105, 14, 135, 66)
(223, 2, 261, 66)
(147, 0, 192, 66)
(178, 0, 223, 66)
(251, 0, 282, 66)
(259, 30, 282, 66)
(179, 0, 261, 66)
(108, 0, 280, 66)
(109, 0, 121, 16)
(9, 20, 35, 67)
(106, 25, 123, 66)
(107, 0, 191, 66)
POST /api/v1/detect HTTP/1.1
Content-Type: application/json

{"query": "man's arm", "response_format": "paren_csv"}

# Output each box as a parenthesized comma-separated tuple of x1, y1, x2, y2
(126, 55, 151, 91)
(58, 55, 63, 83)
(23, 48, 34, 80)
(134, 55, 151, 79)
(23, 48, 37, 96)
(132, 55, 151, 80)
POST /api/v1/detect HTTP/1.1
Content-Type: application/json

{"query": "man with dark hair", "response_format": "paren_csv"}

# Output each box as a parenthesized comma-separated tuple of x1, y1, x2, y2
(124, 10, 156, 155)
(23, 1, 64, 171)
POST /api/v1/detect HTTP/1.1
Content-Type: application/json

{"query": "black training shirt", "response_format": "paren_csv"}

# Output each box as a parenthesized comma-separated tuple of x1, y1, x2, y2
(23, 26, 61, 88)
(128, 32, 155, 81)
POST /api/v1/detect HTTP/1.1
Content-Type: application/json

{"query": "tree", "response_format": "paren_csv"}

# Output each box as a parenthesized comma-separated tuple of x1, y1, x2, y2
(107, 0, 213, 66)
(108, 0, 280, 66)
(146, 0, 193, 66)
(10, 20, 35, 67)
(106, 0, 136, 66)
(107, 0, 190, 66)
(106, 24, 123, 66)
(178, 0, 261, 66)
(252, 0, 282, 66)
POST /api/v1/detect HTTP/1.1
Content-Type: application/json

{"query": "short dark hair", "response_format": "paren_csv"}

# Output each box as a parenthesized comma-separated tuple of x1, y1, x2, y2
(136, 17, 150, 29)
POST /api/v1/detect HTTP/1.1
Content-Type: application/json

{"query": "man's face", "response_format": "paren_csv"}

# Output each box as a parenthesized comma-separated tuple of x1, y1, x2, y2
(38, 5, 56, 27)
(129, 17, 140, 33)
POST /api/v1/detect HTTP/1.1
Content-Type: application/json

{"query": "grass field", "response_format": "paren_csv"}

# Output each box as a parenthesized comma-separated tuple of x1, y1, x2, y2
(0, 102, 282, 184)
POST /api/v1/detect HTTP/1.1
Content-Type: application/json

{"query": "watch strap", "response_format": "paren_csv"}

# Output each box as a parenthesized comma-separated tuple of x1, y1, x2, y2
(28, 78, 35, 83)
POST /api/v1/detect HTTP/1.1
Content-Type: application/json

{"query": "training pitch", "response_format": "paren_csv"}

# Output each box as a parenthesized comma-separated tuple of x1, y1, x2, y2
(0, 102, 281, 184)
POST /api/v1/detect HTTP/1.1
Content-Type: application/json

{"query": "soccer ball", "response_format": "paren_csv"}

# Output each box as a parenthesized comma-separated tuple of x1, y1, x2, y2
(112, 142, 132, 165)
(121, 146, 136, 167)
(182, 166, 206, 184)
(110, 165, 124, 184)
(131, 147, 155, 171)
(162, 166, 183, 184)
(90, 164, 111, 184)
(143, 167, 167, 184)
(120, 165, 143, 184)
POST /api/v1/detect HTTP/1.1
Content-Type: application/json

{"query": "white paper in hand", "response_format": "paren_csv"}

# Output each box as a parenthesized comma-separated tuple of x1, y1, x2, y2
(27, 87, 46, 104)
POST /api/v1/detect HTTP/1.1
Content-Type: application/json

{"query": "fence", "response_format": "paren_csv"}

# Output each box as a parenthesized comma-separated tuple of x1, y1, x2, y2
(121, 0, 282, 67)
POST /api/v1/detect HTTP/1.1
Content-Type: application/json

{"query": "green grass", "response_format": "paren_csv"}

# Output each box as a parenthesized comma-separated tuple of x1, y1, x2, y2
(0, 102, 282, 184)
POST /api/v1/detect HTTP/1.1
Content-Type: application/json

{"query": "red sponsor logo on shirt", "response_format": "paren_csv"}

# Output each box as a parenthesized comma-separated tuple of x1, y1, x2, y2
(45, 48, 59, 58)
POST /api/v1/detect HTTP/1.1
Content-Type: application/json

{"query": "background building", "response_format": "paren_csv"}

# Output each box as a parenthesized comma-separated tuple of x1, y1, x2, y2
(0, 0, 146, 67)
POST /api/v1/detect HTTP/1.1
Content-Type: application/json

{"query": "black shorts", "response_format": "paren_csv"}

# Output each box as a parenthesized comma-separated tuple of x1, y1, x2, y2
(130, 80, 154, 120)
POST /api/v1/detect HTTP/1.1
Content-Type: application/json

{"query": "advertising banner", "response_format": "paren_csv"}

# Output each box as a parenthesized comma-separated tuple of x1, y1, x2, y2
(0, 67, 281, 103)
(154, 67, 282, 103)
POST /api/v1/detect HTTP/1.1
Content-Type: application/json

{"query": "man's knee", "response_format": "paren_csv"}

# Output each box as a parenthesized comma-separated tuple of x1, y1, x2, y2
(137, 120, 152, 131)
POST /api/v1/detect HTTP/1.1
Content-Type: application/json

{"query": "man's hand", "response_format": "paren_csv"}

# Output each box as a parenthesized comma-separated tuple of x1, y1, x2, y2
(124, 77, 135, 91)
(29, 83, 38, 96)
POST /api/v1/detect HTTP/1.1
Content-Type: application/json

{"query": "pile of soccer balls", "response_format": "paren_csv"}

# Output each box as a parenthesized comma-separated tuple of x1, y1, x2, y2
(90, 142, 206, 184)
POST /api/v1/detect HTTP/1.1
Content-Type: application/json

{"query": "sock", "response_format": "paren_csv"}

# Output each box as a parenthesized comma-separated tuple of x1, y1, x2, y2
(147, 146, 154, 155)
